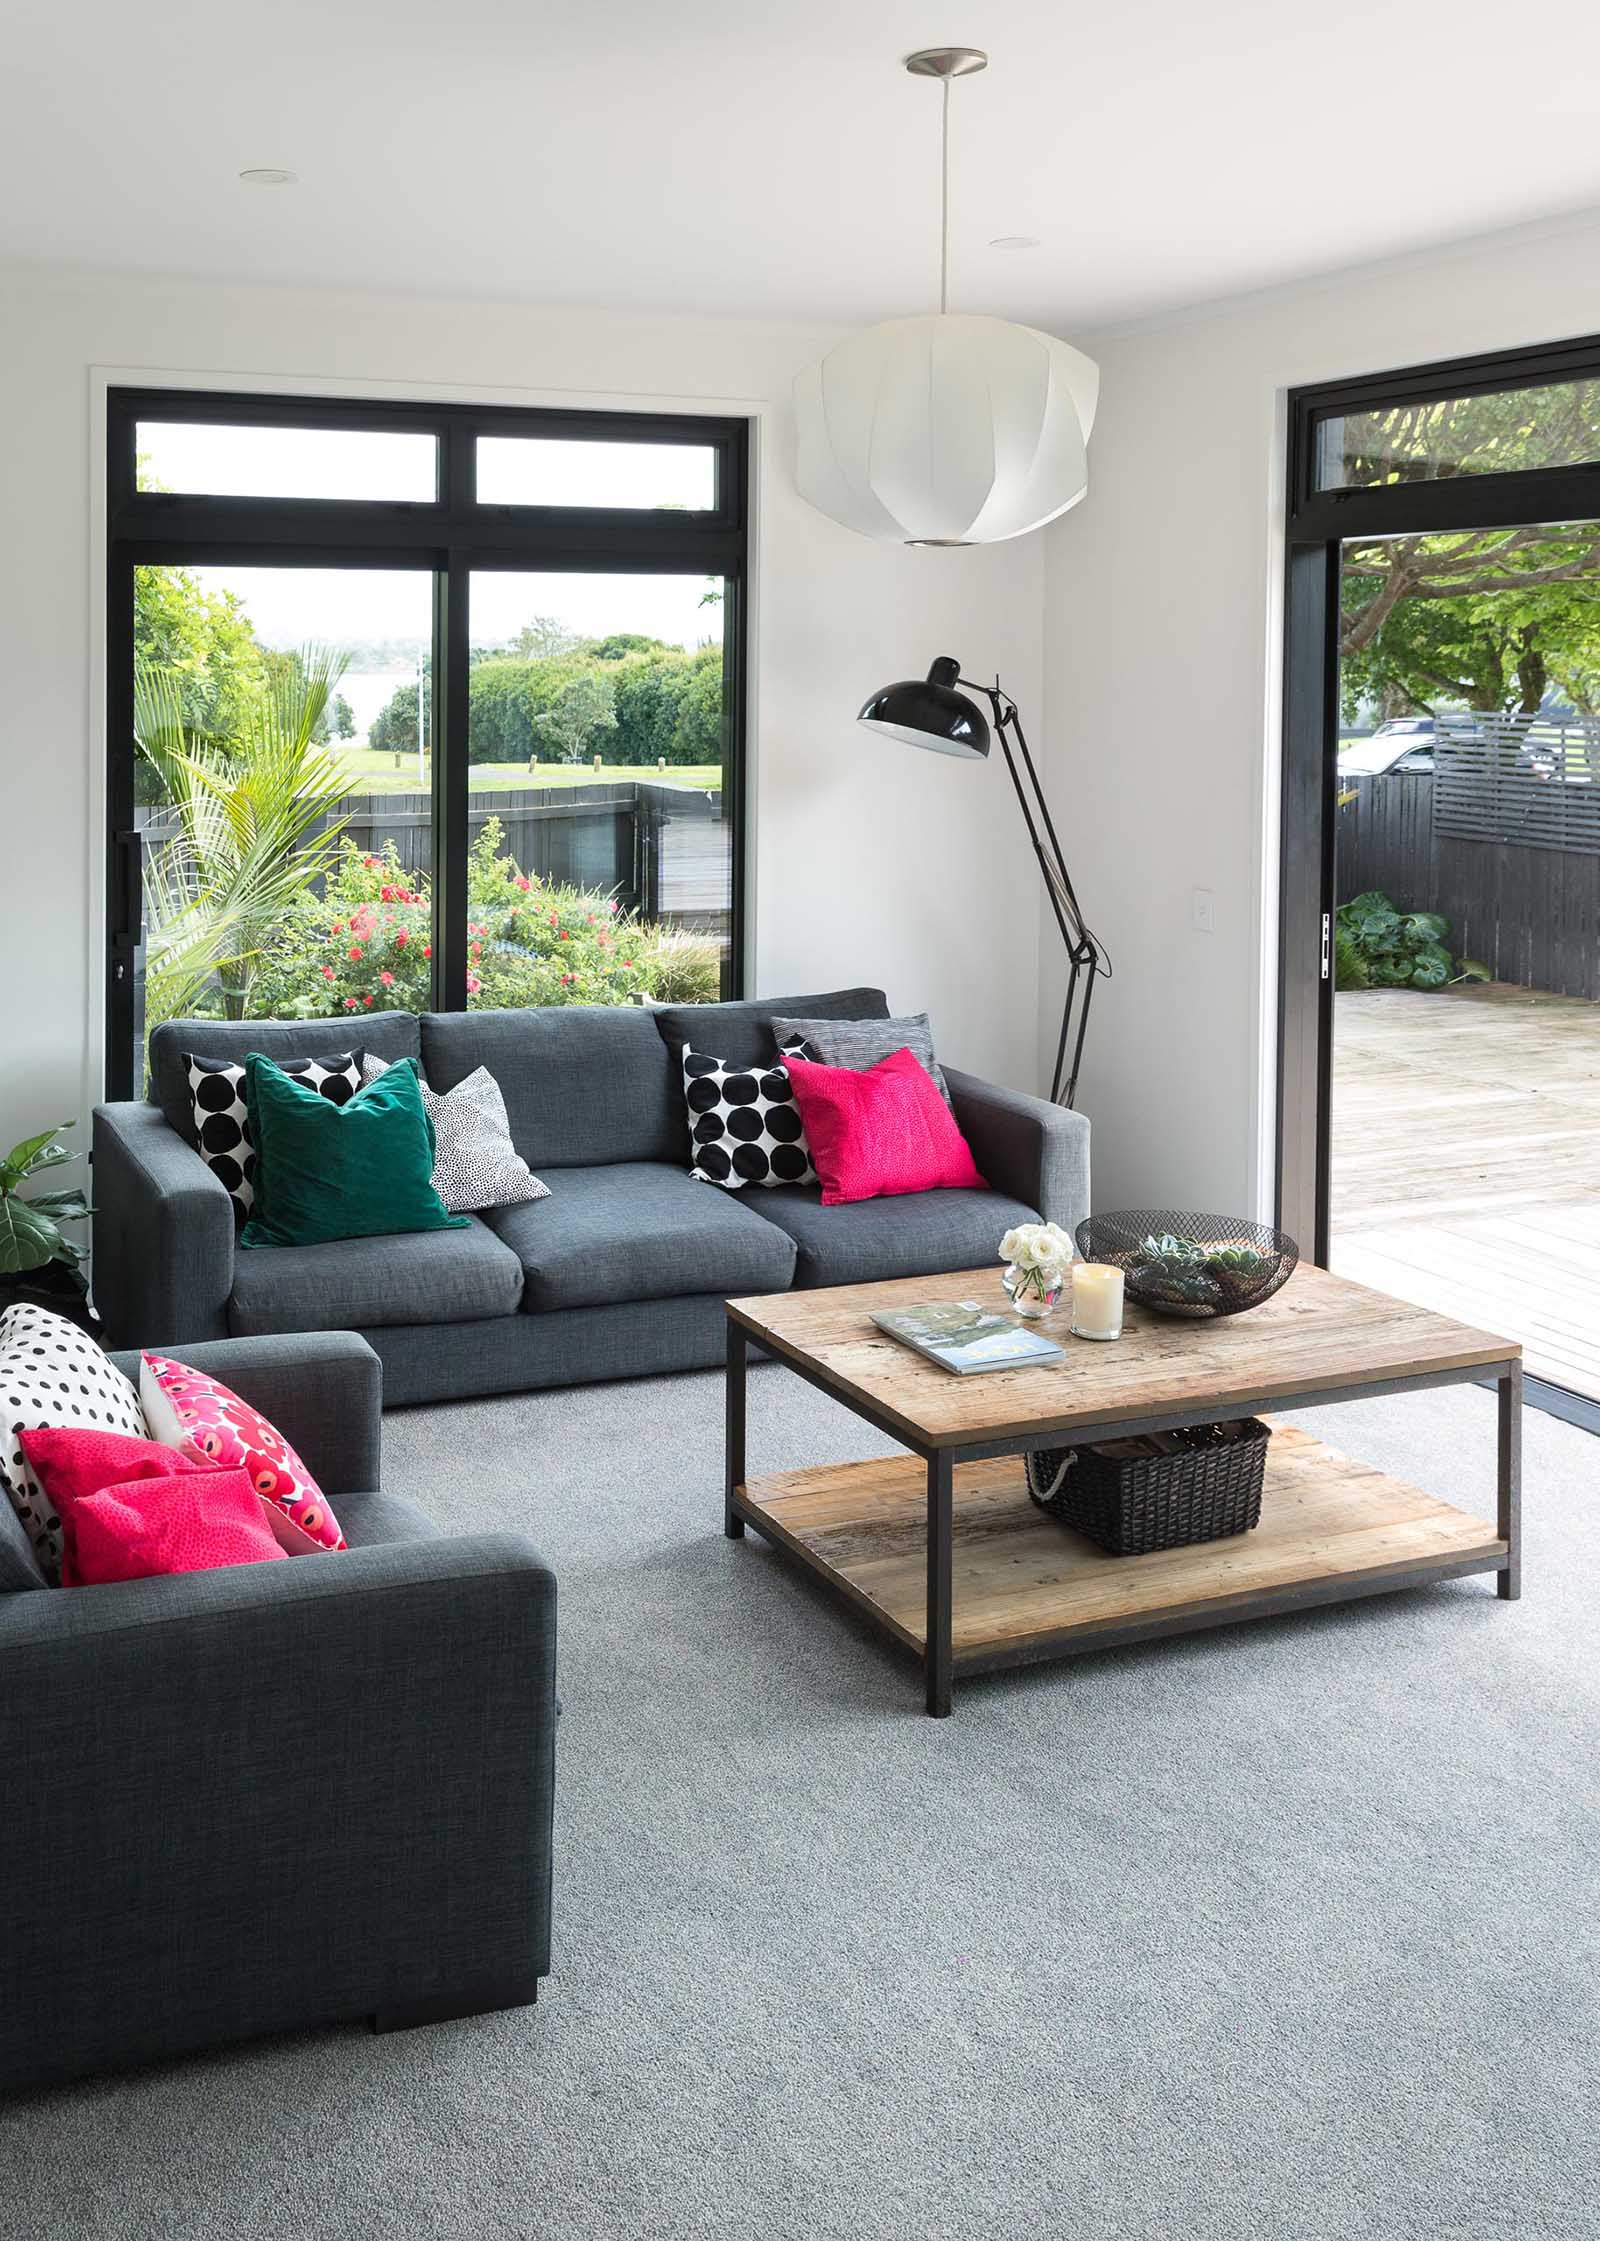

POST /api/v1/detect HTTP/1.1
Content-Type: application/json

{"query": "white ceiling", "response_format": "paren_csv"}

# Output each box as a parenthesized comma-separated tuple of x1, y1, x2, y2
(7, 0, 1600, 335)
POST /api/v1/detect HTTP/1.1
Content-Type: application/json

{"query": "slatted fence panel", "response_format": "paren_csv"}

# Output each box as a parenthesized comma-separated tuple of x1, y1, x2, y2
(1336, 772, 1600, 999)
(136, 781, 731, 933)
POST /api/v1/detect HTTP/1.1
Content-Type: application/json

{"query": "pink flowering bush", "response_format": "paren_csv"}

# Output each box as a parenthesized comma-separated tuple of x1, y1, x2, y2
(249, 820, 719, 1020)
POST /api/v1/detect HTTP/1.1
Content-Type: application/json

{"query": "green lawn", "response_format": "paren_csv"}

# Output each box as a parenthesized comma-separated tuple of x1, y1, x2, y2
(332, 747, 721, 796)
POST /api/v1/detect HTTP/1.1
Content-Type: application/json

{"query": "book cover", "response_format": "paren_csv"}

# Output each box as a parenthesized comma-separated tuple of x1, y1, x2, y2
(871, 1301, 1064, 1375)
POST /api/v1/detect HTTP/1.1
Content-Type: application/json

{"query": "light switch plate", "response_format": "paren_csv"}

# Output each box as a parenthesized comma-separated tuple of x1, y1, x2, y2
(1192, 887, 1216, 933)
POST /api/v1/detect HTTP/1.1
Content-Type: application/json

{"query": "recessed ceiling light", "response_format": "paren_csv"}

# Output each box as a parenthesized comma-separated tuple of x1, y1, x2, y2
(989, 235, 1041, 251)
(239, 167, 297, 187)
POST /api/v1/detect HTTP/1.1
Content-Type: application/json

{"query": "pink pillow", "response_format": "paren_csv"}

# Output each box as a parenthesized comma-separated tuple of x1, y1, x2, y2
(781, 1046, 986, 1207)
(63, 1468, 287, 1587)
(140, 1357, 346, 1551)
(17, 1425, 328, 1561)
(18, 1426, 201, 1508)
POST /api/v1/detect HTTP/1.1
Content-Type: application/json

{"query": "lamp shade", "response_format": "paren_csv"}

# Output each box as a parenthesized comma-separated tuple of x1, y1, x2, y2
(795, 313, 1099, 547)
(858, 657, 990, 758)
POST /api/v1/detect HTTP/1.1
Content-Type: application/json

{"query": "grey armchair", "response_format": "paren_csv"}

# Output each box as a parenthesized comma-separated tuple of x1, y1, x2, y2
(0, 1332, 557, 2094)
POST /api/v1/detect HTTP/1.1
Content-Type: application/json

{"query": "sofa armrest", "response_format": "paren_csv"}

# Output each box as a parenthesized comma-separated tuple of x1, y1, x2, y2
(108, 1331, 383, 1499)
(945, 1068, 1091, 1232)
(0, 1530, 557, 2091)
(91, 1101, 234, 1349)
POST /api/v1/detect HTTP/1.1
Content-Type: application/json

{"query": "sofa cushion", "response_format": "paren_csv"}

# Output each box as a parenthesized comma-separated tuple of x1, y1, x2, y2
(228, 1216, 523, 1337)
(241, 1055, 465, 1249)
(149, 1013, 421, 1145)
(421, 1007, 678, 1169)
(770, 1009, 952, 1106)
(141, 1353, 346, 1551)
(0, 1304, 149, 1584)
(184, 1050, 361, 1222)
(63, 1467, 287, 1587)
(334, 1488, 444, 1548)
(650, 987, 889, 1073)
(743, 1183, 1041, 1290)
(485, 1162, 796, 1312)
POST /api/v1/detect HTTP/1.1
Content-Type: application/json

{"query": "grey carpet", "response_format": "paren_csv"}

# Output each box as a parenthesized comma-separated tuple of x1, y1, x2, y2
(5, 1368, 1597, 2241)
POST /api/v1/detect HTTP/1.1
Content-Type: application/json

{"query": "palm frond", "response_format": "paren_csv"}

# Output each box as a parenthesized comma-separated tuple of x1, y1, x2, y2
(134, 643, 355, 1029)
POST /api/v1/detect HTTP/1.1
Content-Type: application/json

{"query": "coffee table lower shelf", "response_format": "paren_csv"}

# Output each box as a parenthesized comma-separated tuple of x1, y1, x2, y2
(731, 1422, 1506, 1688)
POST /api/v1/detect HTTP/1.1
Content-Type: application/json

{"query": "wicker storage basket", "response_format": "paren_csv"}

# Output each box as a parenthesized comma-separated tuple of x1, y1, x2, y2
(1025, 1419, 1269, 1555)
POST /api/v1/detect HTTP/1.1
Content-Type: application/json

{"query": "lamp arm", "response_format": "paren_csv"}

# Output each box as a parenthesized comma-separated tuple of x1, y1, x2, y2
(959, 676, 1112, 1107)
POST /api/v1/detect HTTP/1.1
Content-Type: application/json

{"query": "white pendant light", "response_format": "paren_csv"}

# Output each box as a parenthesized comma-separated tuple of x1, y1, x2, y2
(793, 49, 1099, 548)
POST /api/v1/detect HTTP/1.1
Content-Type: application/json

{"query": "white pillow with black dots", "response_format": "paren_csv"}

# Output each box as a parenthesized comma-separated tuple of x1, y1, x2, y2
(681, 1040, 818, 1190)
(0, 1303, 147, 1584)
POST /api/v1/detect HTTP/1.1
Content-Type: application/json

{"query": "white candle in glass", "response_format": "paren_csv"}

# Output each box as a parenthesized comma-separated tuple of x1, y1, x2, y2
(1071, 1262, 1124, 1341)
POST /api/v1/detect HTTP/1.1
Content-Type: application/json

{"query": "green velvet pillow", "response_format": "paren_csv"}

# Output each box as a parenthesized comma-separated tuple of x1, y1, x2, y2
(240, 1053, 468, 1249)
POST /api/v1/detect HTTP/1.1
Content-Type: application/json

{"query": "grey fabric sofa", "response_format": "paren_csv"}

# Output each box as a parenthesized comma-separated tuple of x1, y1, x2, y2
(92, 988, 1090, 1407)
(0, 1332, 556, 2094)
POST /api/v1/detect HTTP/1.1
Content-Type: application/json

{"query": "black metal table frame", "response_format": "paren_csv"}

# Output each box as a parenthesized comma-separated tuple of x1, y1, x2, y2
(723, 1319, 1522, 1719)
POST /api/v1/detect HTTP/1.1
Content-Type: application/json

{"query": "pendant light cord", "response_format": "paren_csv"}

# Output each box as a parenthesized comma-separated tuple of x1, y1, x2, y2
(939, 73, 951, 314)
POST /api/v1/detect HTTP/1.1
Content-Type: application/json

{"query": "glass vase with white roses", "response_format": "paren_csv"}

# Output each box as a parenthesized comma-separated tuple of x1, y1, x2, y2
(998, 1222, 1076, 1318)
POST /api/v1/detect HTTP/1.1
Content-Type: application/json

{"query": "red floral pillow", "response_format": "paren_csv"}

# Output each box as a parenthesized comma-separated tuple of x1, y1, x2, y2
(781, 1046, 986, 1207)
(139, 1358, 346, 1551)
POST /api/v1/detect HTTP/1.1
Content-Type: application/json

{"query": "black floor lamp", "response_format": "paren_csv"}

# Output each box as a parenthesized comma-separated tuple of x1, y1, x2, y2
(858, 656, 1111, 1108)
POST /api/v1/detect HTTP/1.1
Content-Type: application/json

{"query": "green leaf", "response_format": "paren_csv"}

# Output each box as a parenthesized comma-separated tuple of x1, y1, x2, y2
(0, 1123, 73, 1187)
(1409, 953, 1450, 988)
(1405, 911, 1449, 943)
(0, 1197, 65, 1276)
(1454, 956, 1492, 982)
(21, 1189, 91, 1220)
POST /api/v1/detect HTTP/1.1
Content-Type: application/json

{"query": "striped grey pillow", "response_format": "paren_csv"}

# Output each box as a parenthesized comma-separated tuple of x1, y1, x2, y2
(770, 1012, 952, 1109)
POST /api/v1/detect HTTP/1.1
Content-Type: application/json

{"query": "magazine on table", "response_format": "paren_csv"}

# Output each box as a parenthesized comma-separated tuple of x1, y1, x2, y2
(871, 1300, 1064, 1376)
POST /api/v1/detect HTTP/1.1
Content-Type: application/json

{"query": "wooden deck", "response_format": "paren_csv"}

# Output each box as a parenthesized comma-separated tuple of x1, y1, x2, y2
(1331, 981, 1600, 1403)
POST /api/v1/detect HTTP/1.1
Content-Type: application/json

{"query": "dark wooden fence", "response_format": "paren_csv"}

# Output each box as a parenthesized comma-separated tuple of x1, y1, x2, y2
(1336, 772, 1600, 998)
(138, 780, 729, 933)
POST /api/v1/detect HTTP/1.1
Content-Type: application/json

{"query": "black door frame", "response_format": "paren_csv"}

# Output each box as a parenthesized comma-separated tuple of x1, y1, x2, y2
(105, 386, 751, 1099)
(1280, 331, 1600, 1432)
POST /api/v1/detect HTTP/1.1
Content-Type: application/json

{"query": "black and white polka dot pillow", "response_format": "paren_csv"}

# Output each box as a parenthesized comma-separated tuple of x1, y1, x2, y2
(682, 1040, 818, 1191)
(183, 1052, 360, 1220)
(0, 1303, 147, 1584)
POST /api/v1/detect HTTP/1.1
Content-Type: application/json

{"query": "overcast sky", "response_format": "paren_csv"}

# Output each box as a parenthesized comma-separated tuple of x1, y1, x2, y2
(143, 420, 723, 655)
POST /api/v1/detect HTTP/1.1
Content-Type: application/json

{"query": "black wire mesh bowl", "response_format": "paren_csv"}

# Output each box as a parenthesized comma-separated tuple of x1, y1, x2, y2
(1074, 1210, 1299, 1320)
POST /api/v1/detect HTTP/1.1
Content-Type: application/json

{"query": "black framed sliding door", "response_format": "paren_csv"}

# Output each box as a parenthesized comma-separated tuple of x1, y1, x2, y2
(105, 389, 750, 1099)
(1281, 334, 1600, 1427)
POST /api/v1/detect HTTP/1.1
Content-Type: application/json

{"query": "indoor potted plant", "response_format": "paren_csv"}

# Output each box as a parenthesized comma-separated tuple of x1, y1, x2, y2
(0, 1120, 92, 1323)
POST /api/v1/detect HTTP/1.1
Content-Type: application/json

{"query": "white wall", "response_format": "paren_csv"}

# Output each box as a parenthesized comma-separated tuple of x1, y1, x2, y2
(1041, 210, 1600, 1219)
(0, 268, 1043, 1153)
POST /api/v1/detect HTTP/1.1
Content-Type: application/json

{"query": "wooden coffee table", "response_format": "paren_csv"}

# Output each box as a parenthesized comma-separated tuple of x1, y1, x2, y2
(724, 1264, 1521, 1718)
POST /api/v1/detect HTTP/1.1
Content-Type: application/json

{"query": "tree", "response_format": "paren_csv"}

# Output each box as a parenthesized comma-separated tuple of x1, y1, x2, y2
(370, 675, 432, 756)
(587, 632, 671, 661)
(530, 670, 617, 765)
(135, 646, 353, 1024)
(672, 644, 724, 763)
(510, 615, 582, 660)
(1341, 530, 1600, 718)
(132, 564, 267, 738)
(611, 653, 683, 764)
(1335, 382, 1600, 718)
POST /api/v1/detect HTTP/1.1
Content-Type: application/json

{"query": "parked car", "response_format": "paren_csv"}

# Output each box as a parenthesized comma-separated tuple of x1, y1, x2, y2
(1338, 717, 1437, 776)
